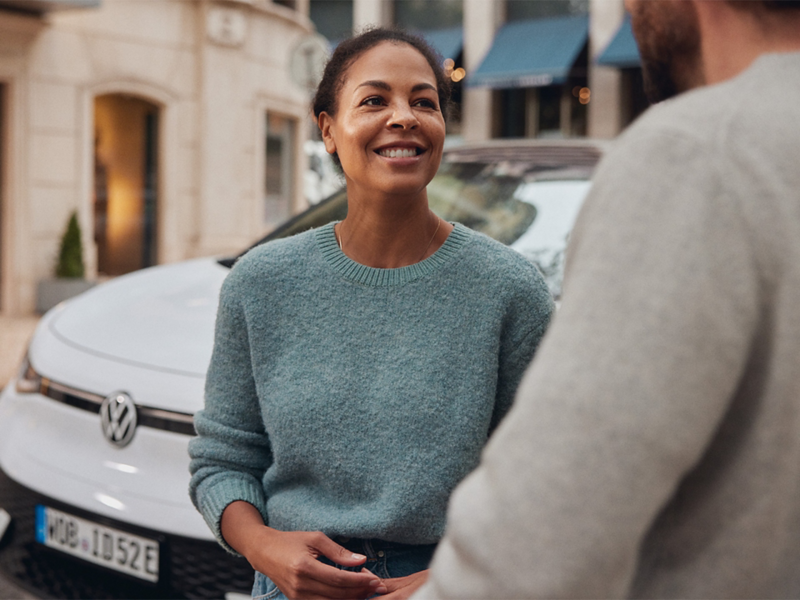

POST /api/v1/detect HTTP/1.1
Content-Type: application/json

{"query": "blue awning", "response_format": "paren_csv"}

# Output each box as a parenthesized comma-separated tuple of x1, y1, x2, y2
(469, 14, 589, 89)
(420, 26, 463, 61)
(597, 15, 641, 68)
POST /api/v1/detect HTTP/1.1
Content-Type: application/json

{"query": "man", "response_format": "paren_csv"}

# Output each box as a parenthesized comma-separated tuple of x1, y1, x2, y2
(415, 1, 800, 597)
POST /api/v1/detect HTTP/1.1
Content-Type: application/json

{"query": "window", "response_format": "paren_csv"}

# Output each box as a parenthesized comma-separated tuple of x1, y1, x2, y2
(621, 67, 650, 127)
(393, 0, 463, 30)
(265, 113, 296, 224)
(506, 0, 588, 22)
(309, 0, 353, 42)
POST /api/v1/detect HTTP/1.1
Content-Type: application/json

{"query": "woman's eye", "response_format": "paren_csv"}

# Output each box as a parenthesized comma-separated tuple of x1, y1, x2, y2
(415, 99, 438, 110)
(362, 97, 384, 106)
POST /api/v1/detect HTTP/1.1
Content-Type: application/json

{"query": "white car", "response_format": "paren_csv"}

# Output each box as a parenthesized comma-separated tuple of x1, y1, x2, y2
(0, 140, 601, 599)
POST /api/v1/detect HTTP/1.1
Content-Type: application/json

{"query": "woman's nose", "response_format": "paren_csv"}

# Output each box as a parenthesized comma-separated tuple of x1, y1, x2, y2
(388, 104, 418, 129)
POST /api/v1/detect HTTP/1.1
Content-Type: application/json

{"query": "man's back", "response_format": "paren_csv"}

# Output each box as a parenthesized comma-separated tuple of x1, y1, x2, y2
(618, 51, 800, 598)
(419, 51, 800, 598)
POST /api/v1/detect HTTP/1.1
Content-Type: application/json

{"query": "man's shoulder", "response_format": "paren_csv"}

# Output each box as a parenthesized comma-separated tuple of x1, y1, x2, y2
(624, 52, 798, 149)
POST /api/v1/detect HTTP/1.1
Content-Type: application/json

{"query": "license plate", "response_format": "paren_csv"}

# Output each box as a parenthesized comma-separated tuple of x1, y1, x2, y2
(35, 505, 159, 582)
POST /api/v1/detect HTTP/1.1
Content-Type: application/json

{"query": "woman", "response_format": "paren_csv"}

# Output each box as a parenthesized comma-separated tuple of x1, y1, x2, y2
(189, 28, 554, 600)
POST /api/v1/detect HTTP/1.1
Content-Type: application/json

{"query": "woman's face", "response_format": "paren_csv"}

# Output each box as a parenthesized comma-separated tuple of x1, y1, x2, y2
(319, 41, 446, 202)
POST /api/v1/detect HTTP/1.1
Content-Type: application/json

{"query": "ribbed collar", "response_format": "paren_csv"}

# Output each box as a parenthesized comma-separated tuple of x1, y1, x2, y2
(316, 221, 471, 287)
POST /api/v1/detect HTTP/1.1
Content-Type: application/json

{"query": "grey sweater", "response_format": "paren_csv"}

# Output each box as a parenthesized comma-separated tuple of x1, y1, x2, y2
(188, 222, 554, 552)
(419, 52, 800, 598)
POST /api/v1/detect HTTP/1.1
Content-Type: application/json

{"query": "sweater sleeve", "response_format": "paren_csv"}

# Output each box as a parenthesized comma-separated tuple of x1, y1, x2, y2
(416, 121, 761, 598)
(188, 268, 272, 555)
(490, 270, 555, 433)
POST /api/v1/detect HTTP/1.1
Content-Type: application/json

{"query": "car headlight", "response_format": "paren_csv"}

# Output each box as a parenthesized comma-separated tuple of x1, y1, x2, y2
(15, 354, 42, 394)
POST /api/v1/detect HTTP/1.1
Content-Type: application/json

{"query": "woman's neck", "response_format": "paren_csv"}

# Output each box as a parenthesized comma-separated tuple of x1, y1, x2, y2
(337, 190, 453, 269)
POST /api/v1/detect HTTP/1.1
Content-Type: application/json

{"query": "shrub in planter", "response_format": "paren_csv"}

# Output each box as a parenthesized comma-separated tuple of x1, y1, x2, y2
(55, 211, 85, 279)
(36, 212, 95, 313)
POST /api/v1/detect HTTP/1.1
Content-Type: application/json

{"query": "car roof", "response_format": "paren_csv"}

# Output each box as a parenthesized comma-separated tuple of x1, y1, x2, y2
(444, 138, 605, 166)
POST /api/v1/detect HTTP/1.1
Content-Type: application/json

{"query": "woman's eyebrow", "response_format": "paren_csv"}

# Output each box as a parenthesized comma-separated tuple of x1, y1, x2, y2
(357, 80, 391, 91)
(355, 81, 437, 93)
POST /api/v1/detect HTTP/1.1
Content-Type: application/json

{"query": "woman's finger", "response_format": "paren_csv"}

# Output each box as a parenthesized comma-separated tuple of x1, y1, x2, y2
(311, 532, 369, 568)
(305, 559, 384, 589)
(297, 562, 386, 598)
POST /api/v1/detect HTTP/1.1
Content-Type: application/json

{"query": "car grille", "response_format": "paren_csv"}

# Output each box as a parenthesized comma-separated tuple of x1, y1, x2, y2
(40, 377, 196, 436)
(0, 468, 253, 599)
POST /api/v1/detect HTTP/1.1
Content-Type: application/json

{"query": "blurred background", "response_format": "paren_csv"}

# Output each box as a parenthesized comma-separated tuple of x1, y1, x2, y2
(0, 0, 643, 319)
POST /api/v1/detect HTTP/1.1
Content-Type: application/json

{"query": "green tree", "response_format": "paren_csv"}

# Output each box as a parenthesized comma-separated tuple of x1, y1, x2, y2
(55, 211, 85, 279)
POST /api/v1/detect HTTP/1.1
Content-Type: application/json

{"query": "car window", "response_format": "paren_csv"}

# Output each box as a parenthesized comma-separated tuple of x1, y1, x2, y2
(426, 162, 536, 245)
(511, 180, 593, 298)
(231, 160, 593, 297)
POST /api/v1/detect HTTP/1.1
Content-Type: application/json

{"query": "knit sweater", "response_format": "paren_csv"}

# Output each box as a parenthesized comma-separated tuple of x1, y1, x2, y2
(188, 222, 554, 553)
(418, 52, 800, 598)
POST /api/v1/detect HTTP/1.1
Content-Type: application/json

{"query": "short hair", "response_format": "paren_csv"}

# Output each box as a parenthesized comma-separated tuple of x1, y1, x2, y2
(757, 0, 800, 7)
(729, 0, 800, 11)
(312, 27, 452, 168)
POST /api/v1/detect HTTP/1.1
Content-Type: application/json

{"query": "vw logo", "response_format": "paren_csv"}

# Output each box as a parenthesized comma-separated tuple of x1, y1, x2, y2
(100, 392, 138, 448)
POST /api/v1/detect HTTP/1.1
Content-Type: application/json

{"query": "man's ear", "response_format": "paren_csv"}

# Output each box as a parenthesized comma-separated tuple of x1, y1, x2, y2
(318, 112, 337, 155)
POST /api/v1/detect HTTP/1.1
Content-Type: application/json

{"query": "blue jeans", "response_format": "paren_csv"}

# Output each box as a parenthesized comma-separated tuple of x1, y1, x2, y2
(251, 537, 437, 599)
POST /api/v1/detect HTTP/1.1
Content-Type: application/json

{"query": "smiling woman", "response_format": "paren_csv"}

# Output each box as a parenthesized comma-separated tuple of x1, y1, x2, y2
(188, 28, 556, 600)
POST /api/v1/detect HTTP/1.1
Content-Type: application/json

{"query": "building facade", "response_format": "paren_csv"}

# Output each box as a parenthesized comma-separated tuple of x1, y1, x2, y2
(0, 0, 315, 315)
(309, 0, 644, 142)
(0, 0, 644, 316)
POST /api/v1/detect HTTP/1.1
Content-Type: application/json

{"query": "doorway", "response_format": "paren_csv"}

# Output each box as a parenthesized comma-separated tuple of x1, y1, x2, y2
(93, 94, 159, 277)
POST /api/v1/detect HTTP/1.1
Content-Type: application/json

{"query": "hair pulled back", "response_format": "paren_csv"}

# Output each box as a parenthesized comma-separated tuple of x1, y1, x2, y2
(313, 27, 452, 126)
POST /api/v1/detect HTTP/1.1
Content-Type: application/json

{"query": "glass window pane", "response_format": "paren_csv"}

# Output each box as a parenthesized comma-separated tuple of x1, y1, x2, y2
(265, 113, 296, 224)
(506, 0, 588, 22)
(538, 86, 561, 133)
(394, 0, 463, 30)
(310, 0, 353, 42)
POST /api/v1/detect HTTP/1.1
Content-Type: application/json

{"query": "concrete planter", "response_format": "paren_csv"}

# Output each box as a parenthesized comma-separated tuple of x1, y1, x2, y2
(36, 279, 96, 314)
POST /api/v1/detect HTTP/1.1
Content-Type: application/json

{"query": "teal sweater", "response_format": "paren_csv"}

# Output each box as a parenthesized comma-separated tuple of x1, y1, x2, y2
(188, 222, 554, 552)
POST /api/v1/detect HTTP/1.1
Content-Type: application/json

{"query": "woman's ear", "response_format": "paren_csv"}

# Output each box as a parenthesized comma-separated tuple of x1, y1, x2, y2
(318, 112, 337, 155)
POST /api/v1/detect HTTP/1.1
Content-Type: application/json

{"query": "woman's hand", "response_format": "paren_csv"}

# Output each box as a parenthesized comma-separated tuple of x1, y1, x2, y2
(221, 501, 386, 599)
(378, 570, 429, 599)
(252, 528, 387, 599)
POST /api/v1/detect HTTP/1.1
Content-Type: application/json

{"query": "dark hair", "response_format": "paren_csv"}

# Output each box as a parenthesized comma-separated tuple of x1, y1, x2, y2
(729, 0, 800, 10)
(313, 27, 452, 166)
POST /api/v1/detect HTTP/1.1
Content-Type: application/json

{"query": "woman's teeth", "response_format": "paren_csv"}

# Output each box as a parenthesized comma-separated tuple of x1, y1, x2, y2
(379, 148, 418, 158)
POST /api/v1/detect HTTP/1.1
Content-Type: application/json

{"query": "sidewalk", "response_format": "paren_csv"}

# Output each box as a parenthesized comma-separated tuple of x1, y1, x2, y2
(0, 315, 40, 388)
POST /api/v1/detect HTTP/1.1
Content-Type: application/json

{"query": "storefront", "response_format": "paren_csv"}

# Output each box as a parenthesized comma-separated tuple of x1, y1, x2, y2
(469, 14, 590, 138)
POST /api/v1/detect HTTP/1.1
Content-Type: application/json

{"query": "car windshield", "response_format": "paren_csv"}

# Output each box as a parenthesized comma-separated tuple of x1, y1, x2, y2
(230, 158, 593, 297)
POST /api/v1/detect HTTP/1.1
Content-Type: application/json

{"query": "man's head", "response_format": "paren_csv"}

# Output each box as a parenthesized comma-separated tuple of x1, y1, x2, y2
(626, 0, 800, 104)
(625, 0, 703, 103)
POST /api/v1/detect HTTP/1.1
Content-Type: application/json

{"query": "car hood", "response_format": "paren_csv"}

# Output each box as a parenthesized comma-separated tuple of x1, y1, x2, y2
(49, 258, 230, 376)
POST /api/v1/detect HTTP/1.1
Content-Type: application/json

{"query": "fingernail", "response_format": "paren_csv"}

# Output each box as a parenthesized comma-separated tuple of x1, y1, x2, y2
(369, 579, 382, 587)
(352, 553, 366, 560)
(376, 585, 388, 594)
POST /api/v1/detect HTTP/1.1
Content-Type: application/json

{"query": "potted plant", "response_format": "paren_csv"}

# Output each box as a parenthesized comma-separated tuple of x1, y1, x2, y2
(36, 211, 96, 313)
